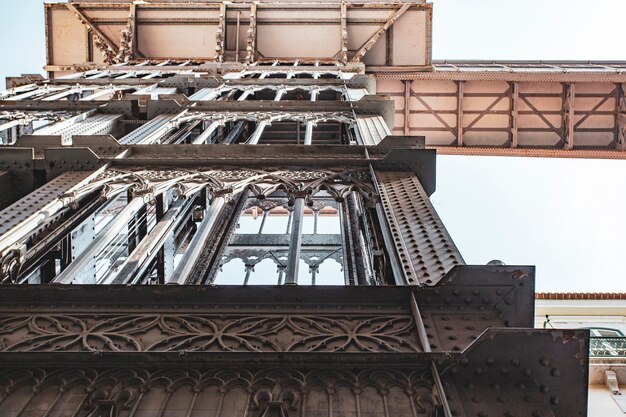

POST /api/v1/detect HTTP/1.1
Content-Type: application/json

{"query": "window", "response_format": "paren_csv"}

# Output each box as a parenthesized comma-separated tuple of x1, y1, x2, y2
(588, 328, 624, 337)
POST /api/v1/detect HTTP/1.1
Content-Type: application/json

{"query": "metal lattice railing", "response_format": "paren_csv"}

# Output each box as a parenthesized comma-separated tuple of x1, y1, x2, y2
(589, 337, 626, 357)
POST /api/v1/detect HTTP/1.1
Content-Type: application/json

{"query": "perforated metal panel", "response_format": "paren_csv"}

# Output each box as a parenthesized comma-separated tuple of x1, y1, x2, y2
(0, 171, 93, 236)
(375, 170, 464, 285)
(34, 114, 121, 143)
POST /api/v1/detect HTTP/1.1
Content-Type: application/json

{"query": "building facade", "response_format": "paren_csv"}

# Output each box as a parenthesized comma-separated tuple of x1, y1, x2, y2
(536, 293, 626, 416)
(1, 0, 624, 416)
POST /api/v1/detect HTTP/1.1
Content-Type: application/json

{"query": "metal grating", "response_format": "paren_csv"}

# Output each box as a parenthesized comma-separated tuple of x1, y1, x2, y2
(375, 170, 464, 285)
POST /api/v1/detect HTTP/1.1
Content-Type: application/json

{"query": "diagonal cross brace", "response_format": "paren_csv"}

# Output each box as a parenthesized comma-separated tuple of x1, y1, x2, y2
(351, 4, 410, 63)
(66, 3, 119, 55)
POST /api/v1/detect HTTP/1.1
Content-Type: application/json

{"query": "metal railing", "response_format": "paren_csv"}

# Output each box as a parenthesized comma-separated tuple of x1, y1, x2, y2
(589, 337, 626, 357)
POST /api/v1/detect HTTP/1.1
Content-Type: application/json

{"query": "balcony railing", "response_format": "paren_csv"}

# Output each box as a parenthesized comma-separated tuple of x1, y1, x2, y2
(589, 337, 626, 357)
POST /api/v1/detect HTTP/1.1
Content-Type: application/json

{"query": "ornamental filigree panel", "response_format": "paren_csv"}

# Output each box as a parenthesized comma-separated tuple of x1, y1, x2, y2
(0, 313, 421, 353)
(0, 366, 438, 417)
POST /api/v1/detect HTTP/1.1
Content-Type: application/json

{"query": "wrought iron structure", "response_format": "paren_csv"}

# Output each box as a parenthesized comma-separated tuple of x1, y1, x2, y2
(0, 1, 595, 416)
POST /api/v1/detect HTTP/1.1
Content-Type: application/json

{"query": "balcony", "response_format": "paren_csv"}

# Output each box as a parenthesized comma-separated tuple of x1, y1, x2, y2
(590, 337, 626, 357)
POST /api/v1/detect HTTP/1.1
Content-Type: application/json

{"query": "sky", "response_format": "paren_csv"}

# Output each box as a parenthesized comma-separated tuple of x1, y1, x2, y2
(1, 0, 625, 291)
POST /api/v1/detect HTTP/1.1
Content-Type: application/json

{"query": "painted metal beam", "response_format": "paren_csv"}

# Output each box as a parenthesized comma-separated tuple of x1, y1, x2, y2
(563, 82, 575, 150)
(215, 2, 227, 62)
(340, 2, 348, 64)
(245, 2, 258, 64)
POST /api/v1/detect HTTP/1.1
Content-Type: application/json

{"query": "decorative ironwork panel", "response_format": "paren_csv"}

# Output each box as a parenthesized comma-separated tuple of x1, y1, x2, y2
(0, 365, 437, 417)
(375, 170, 464, 285)
(589, 337, 626, 357)
(0, 313, 421, 353)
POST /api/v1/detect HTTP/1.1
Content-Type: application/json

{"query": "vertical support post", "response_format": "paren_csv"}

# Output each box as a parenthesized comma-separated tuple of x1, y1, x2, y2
(243, 264, 253, 285)
(374, 202, 404, 285)
(168, 195, 227, 284)
(235, 11, 241, 62)
(274, 70, 294, 101)
(245, 2, 257, 63)
(510, 82, 519, 148)
(616, 83, 625, 150)
(69, 214, 96, 284)
(304, 87, 317, 145)
(285, 197, 305, 284)
(56, 198, 145, 284)
(385, 25, 393, 66)
(415, 290, 454, 417)
(192, 121, 220, 144)
(246, 120, 267, 144)
(404, 80, 411, 135)
(563, 82, 576, 150)
(223, 121, 245, 144)
(456, 80, 464, 146)
(129, 2, 137, 59)
(277, 265, 285, 285)
(304, 121, 315, 145)
(285, 209, 293, 233)
(339, 199, 356, 285)
(340, 2, 348, 64)
(215, 2, 226, 62)
(258, 209, 268, 234)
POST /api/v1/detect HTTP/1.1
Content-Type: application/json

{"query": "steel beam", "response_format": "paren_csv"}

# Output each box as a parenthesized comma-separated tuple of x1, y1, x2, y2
(109, 197, 193, 284)
(284, 197, 305, 284)
(216, 2, 226, 62)
(340, 2, 348, 64)
(563, 82, 575, 150)
(403, 80, 410, 135)
(53, 197, 146, 284)
(510, 81, 519, 148)
(456, 80, 464, 146)
(192, 121, 220, 144)
(245, 2, 257, 64)
(618, 83, 626, 150)
(168, 196, 226, 285)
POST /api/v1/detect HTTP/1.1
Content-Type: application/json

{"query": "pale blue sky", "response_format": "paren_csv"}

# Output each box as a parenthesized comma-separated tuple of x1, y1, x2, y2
(1, 0, 625, 291)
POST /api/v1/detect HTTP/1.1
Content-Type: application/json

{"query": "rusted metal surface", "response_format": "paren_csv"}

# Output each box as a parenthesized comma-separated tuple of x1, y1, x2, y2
(441, 328, 589, 417)
(375, 170, 464, 286)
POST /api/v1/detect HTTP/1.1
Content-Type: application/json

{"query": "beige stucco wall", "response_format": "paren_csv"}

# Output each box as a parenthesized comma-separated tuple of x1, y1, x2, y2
(588, 385, 625, 416)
